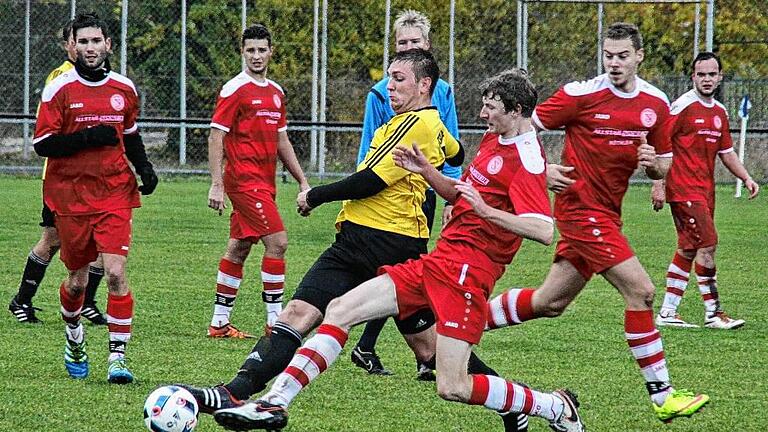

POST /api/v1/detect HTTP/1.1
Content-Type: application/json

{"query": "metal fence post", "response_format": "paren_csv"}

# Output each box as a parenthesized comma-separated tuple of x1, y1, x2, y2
(310, 0, 320, 172)
(179, 0, 187, 165)
(23, 0, 30, 160)
(120, 0, 127, 75)
(319, 0, 328, 179)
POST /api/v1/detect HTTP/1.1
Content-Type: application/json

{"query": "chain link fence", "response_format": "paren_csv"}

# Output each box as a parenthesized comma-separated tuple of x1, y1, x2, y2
(2, 0, 766, 182)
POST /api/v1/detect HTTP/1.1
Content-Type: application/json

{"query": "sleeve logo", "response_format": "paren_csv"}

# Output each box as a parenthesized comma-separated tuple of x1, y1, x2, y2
(110, 94, 125, 111)
(640, 108, 657, 127)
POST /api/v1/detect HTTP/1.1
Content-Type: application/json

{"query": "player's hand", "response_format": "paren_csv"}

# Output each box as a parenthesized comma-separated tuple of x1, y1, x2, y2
(296, 188, 313, 217)
(637, 134, 657, 168)
(82, 124, 119, 148)
(745, 178, 760, 199)
(393, 143, 429, 173)
(137, 166, 158, 195)
(546, 163, 576, 194)
(651, 180, 665, 211)
(455, 181, 491, 218)
(441, 204, 453, 228)
(208, 183, 226, 215)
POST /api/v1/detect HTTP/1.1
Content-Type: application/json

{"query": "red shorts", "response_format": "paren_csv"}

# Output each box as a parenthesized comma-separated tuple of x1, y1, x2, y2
(55, 209, 133, 270)
(228, 189, 285, 242)
(669, 201, 717, 250)
(554, 216, 635, 280)
(382, 253, 496, 345)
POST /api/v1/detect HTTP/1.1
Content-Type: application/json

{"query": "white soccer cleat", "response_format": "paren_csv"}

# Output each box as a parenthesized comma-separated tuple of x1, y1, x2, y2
(655, 310, 699, 328)
(549, 389, 584, 432)
(704, 311, 745, 330)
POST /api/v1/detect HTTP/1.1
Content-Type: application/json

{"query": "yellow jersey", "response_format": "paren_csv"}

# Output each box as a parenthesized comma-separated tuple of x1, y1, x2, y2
(40, 60, 74, 180)
(336, 107, 460, 239)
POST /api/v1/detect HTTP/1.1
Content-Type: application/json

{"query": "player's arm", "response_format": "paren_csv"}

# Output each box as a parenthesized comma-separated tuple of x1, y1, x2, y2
(440, 87, 463, 180)
(298, 168, 387, 214)
(720, 151, 760, 199)
(638, 133, 671, 180)
(207, 127, 227, 214)
(124, 132, 158, 195)
(34, 125, 119, 157)
(392, 143, 460, 203)
(277, 130, 310, 192)
(454, 182, 553, 245)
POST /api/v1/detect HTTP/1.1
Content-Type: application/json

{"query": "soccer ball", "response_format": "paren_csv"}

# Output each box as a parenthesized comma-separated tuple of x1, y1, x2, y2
(143, 385, 198, 432)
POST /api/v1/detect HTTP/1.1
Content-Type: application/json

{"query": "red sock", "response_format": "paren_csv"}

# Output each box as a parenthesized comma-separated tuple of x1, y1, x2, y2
(107, 291, 134, 356)
(60, 282, 85, 325)
(487, 288, 536, 329)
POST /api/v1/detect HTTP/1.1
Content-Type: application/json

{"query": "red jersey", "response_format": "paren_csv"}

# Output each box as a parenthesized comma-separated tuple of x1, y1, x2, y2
(533, 74, 673, 222)
(210, 72, 287, 195)
(34, 69, 141, 216)
(435, 131, 552, 276)
(664, 89, 733, 208)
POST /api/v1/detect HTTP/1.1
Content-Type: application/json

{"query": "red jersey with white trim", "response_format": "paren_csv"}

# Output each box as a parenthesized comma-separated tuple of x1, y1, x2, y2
(532, 74, 673, 222)
(34, 69, 140, 216)
(210, 72, 287, 195)
(435, 131, 552, 276)
(665, 89, 733, 207)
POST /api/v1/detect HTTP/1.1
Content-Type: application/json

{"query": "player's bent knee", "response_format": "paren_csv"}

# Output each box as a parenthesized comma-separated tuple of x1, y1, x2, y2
(436, 377, 470, 403)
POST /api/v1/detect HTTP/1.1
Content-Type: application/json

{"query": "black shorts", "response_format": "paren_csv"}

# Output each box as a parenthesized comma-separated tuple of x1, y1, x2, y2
(293, 221, 434, 333)
(40, 202, 56, 228)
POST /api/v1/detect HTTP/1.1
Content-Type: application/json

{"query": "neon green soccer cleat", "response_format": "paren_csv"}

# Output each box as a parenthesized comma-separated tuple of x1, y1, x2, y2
(654, 390, 710, 423)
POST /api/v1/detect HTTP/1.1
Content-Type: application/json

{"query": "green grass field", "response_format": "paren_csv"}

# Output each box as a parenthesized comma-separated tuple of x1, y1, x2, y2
(0, 176, 765, 432)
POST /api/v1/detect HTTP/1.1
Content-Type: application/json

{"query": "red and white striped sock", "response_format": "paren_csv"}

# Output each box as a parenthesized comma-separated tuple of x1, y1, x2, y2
(486, 288, 536, 330)
(60, 281, 84, 326)
(212, 258, 243, 327)
(261, 257, 285, 327)
(660, 252, 693, 314)
(695, 263, 720, 316)
(107, 291, 134, 362)
(625, 310, 671, 405)
(60, 282, 85, 343)
(469, 374, 563, 421)
(262, 324, 348, 407)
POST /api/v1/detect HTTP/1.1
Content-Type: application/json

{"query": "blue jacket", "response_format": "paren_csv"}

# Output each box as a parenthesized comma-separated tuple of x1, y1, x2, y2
(357, 77, 461, 180)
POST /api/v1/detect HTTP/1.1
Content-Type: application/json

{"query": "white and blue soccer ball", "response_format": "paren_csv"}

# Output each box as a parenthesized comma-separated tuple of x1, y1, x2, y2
(143, 385, 199, 432)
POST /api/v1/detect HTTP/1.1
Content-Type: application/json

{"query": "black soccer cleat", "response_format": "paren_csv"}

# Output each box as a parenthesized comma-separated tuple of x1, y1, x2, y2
(214, 399, 288, 431)
(81, 304, 107, 325)
(351, 346, 393, 376)
(9, 297, 42, 324)
(416, 361, 436, 381)
(177, 384, 244, 415)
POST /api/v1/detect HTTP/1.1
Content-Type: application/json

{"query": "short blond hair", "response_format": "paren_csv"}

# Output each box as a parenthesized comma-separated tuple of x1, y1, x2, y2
(394, 10, 431, 42)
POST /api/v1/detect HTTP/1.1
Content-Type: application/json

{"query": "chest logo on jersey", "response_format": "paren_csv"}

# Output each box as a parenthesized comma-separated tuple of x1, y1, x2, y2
(487, 156, 503, 175)
(594, 113, 611, 120)
(251, 99, 262, 105)
(69, 102, 84, 109)
(640, 108, 657, 127)
(110, 94, 125, 111)
(713, 115, 722, 130)
(273, 94, 282, 109)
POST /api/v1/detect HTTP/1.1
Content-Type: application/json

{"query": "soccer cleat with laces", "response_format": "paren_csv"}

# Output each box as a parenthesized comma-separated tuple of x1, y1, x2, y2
(549, 389, 584, 432)
(654, 389, 709, 423)
(107, 358, 134, 384)
(64, 337, 89, 379)
(214, 399, 288, 431)
(208, 323, 256, 339)
(655, 310, 699, 328)
(9, 298, 42, 324)
(704, 311, 745, 330)
(177, 384, 243, 415)
(81, 304, 107, 325)
(350, 346, 392, 376)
